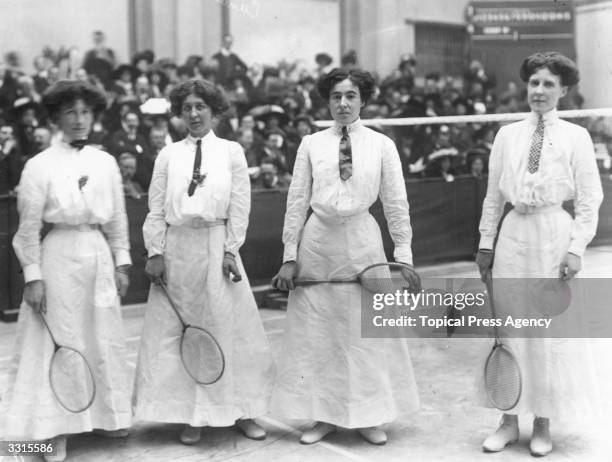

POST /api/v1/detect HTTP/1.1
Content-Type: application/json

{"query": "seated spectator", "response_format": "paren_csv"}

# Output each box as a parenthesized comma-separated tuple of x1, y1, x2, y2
(10, 97, 41, 159)
(0, 123, 22, 193)
(467, 153, 487, 180)
(117, 151, 144, 199)
(425, 125, 459, 181)
(106, 110, 148, 157)
(148, 126, 167, 161)
(252, 157, 291, 190)
(237, 128, 259, 169)
(32, 126, 52, 153)
(111, 64, 136, 96)
(257, 129, 290, 175)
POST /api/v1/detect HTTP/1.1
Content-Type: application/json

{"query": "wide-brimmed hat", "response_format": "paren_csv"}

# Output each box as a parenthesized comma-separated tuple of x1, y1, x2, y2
(10, 97, 41, 120)
(112, 64, 137, 81)
(249, 104, 289, 125)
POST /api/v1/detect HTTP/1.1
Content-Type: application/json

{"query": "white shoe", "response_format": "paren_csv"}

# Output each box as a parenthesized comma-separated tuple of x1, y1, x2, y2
(529, 417, 552, 457)
(179, 425, 201, 445)
(300, 422, 337, 444)
(482, 414, 519, 452)
(236, 419, 266, 440)
(43, 435, 67, 462)
(357, 427, 387, 445)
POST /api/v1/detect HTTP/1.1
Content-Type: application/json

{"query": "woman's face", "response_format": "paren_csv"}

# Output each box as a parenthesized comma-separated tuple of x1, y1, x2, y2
(328, 78, 364, 125)
(527, 67, 567, 115)
(181, 93, 213, 138)
(471, 157, 484, 175)
(57, 99, 93, 141)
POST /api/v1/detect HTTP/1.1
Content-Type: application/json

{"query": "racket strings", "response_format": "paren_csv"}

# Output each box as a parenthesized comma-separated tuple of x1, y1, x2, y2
(50, 347, 96, 412)
(485, 346, 522, 411)
(181, 326, 225, 385)
(359, 266, 411, 294)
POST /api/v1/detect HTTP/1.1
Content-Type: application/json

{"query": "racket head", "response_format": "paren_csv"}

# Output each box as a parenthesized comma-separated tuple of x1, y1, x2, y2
(49, 345, 96, 413)
(358, 262, 418, 294)
(484, 343, 522, 411)
(180, 326, 226, 385)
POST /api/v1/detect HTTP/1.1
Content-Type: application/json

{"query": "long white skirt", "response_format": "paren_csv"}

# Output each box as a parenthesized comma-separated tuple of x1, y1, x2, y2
(0, 228, 132, 440)
(272, 212, 419, 428)
(479, 207, 599, 421)
(132, 224, 275, 426)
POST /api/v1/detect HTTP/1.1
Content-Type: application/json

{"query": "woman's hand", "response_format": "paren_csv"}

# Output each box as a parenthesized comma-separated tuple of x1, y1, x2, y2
(400, 264, 422, 293)
(24, 280, 45, 313)
(145, 254, 165, 285)
(222, 252, 242, 282)
(559, 252, 581, 280)
(115, 265, 130, 297)
(476, 249, 494, 282)
(271, 261, 297, 291)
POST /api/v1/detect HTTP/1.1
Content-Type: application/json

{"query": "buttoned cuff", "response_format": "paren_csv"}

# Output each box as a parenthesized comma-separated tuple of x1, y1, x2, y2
(283, 243, 298, 263)
(23, 264, 42, 283)
(114, 249, 132, 267)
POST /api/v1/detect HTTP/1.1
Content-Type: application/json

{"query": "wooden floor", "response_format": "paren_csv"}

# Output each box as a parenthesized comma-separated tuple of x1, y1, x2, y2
(1, 247, 611, 461)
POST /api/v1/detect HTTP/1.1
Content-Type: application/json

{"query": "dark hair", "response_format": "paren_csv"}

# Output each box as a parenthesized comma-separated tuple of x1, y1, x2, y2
(169, 79, 230, 117)
(519, 52, 579, 87)
(316, 68, 375, 103)
(42, 80, 107, 121)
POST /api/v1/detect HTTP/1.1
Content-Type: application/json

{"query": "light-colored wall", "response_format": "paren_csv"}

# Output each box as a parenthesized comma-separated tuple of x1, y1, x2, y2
(575, 1, 612, 108)
(1, 0, 130, 73)
(230, 0, 340, 71)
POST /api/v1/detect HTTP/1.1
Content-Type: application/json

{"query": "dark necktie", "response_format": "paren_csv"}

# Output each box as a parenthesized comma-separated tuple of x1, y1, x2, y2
(527, 116, 544, 174)
(339, 126, 352, 180)
(70, 139, 88, 151)
(187, 139, 204, 196)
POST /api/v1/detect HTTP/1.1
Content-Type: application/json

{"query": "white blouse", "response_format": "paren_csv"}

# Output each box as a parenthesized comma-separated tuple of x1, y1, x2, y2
(143, 131, 250, 256)
(13, 140, 131, 282)
(282, 119, 414, 265)
(479, 109, 603, 256)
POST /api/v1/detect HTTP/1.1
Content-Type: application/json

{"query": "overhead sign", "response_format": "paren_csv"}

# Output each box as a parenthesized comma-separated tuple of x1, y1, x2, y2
(466, 1, 574, 41)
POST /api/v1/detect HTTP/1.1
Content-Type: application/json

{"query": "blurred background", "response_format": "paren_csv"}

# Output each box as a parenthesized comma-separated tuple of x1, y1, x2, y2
(1, 0, 611, 317)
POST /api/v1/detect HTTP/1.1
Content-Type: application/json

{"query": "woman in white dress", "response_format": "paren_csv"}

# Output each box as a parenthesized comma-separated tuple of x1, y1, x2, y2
(476, 52, 603, 457)
(1, 80, 133, 462)
(133, 79, 275, 444)
(272, 68, 421, 445)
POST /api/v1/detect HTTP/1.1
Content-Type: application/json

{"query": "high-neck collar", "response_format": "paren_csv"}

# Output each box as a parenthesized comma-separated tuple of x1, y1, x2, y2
(528, 108, 559, 126)
(186, 131, 215, 145)
(333, 118, 363, 135)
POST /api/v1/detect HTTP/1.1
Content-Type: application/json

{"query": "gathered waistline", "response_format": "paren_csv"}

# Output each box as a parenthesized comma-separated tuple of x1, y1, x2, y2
(53, 223, 102, 231)
(509, 203, 564, 215)
(171, 218, 227, 229)
(313, 210, 370, 225)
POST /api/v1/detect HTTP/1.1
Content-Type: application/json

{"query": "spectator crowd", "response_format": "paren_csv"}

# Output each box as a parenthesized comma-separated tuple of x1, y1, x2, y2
(1, 30, 609, 196)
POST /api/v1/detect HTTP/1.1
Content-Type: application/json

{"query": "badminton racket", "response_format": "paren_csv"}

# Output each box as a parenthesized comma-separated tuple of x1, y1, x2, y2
(38, 303, 96, 413)
(158, 282, 225, 385)
(483, 275, 522, 411)
(295, 262, 421, 294)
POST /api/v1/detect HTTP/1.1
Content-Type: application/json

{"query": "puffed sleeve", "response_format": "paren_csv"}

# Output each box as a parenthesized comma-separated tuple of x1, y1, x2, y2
(12, 157, 47, 282)
(379, 135, 414, 265)
(101, 158, 131, 266)
(143, 146, 170, 257)
(478, 126, 507, 250)
(567, 127, 603, 257)
(282, 135, 313, 262)
(224, 142, 251, 255)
